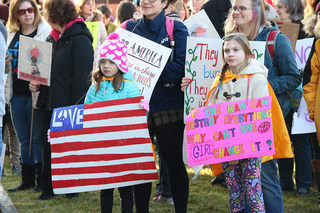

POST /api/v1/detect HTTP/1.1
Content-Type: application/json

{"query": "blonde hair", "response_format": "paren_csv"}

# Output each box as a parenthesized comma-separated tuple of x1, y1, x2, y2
(214, 33, 252, 98)
(77, 0, 95, 19)
(7, 0, 42, 32)
(224, 0, 269, 40)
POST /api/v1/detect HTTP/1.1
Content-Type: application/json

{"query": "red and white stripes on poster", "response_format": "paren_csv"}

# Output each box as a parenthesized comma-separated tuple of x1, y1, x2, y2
(50, 96, 158, 194)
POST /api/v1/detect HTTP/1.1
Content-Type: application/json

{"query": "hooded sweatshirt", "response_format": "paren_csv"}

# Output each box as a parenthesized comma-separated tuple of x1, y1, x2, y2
(208, 59, 269, 106)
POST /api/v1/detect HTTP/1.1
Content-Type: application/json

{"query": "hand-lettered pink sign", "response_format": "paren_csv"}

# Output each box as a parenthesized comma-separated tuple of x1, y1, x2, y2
(185, 96, 275, 167)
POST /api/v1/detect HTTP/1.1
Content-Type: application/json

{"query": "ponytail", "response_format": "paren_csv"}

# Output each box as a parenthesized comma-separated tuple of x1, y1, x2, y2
(215, 63, 229, 99)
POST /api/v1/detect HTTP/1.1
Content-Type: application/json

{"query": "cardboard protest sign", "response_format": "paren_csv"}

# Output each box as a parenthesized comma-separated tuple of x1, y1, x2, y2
(185, 96, 274, 167)
(183, 10, 220, 39)
(270, 19, 300, 52)
(115, 28, 172, 102)
(184, 37, 266, 118)
(85, 22, 99, 50)
(291, 97, 316, 134)
(294, 38, 313, 69)
(50, 96, 158, 194)
(18, 36, 52, 86)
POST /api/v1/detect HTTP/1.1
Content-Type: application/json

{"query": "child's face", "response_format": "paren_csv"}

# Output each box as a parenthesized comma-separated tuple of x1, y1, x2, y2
(223, 40, 246, 74)
(100, 59, 119, 77)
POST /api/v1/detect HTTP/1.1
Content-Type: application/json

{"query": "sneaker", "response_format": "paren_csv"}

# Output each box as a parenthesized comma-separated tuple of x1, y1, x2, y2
(297, 188, 309, 195)
(153, 194, 174, 204)
(11, 165, 21, 175)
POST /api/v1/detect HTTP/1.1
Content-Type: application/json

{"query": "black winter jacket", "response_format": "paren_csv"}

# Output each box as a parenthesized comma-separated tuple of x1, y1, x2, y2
(201, 0, 231, 38)
(37, 21, 94, 111)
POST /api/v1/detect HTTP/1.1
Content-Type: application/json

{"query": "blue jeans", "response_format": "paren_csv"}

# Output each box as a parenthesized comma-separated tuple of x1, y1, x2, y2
(279, 134, 312, 190)
(10, 95, 42, 165)
(261, 159, 284, 213)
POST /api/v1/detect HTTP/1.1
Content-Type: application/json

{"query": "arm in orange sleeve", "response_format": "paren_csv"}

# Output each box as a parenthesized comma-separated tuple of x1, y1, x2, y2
(303, 40, 320, 121)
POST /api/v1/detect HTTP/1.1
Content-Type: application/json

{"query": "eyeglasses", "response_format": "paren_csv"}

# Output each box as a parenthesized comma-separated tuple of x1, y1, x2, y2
(230, 6, 253, 12)
(140, 0, 157, 3)
(274, 5, 286, 9)
(18, 7, 35, 16)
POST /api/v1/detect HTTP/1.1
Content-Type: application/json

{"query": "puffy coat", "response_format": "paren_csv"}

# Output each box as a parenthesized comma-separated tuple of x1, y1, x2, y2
(85, 70, 141, 103)
(255, 20, 302, 117)
(124, 10, 189, 112)
(303, 38, 320, 144)
(303, 15, 320, 143)
(43, 21, 94, 111)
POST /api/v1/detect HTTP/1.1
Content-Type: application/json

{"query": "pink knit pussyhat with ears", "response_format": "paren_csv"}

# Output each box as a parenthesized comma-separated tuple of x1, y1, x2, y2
(97, 32, 129, 73)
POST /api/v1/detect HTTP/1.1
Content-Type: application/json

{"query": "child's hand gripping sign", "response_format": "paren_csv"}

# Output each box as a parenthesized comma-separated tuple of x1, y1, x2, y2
(185, 96, 274, 167)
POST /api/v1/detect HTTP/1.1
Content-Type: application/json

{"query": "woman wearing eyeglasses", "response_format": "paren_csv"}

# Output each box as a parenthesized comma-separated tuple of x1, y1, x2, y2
(274, 0, 307, 39)
(224, 0, 302, 212)
(5, 0, 51, 193)
(121, 0, 189, 212)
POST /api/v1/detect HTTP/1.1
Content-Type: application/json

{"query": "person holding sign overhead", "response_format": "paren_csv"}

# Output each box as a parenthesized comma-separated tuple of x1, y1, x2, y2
(5, 0, 51, 193)
(222, 0, 302, 212)
(77, 0, 107, 70)
(121, 0, 189, 211)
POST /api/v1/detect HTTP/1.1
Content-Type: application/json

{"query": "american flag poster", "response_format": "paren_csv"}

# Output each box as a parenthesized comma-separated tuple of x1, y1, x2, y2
(50, 96, 158, 194)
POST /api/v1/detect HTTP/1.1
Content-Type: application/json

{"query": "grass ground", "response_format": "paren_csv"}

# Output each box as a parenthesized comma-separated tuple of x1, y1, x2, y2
(1, 155, 319, 213)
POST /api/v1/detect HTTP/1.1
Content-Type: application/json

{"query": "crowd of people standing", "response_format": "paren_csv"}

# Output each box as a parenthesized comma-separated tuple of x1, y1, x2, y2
(0, 0, 320, 212)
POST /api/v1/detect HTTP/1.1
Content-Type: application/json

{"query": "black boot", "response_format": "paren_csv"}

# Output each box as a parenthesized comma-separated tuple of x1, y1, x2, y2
(8, 164, 36, 192)
(33, 163, 43, 193)
(311, 159, 320, 208)
(66, 193, 79, 199)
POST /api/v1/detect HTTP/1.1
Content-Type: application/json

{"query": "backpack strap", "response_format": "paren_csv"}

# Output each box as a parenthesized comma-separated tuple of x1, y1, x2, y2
(266, 30, 280, 65)
(122, 17, 174, 42)
(120, 19, 131, 29)
(165, 16, 174, 41)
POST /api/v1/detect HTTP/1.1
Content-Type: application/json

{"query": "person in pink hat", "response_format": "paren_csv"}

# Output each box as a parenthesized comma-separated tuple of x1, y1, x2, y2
(84, 32, 149, 213)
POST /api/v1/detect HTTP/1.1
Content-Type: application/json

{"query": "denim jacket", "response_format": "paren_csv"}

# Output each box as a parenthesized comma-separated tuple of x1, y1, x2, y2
(255, 20, 302, 117)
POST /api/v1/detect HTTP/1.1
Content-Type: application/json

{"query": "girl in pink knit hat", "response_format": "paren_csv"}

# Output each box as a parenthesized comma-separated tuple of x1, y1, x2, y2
(84, 32, 149, 213)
